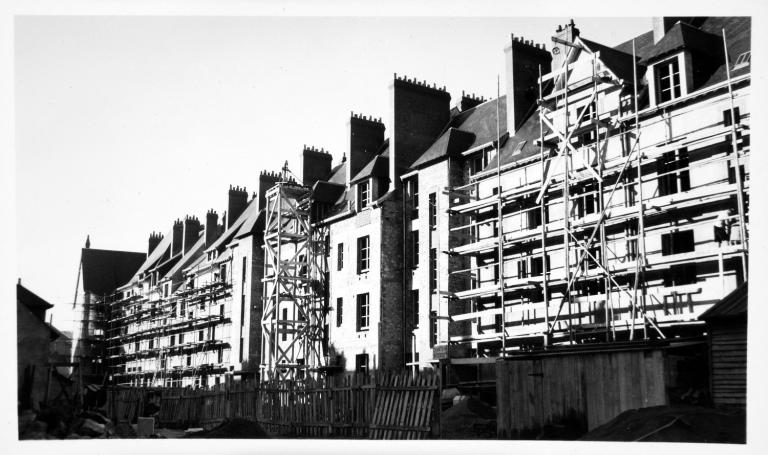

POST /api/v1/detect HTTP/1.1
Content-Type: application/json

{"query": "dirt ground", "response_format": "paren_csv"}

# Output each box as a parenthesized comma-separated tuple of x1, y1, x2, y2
(580, 405, 746, 443)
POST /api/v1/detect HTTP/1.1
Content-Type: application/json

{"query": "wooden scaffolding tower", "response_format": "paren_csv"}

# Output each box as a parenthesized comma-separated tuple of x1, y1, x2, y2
(261, 165, 328, 381)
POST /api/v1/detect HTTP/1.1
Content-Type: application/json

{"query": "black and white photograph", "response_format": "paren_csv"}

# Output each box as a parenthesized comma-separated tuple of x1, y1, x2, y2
(5, 0, 766, 451)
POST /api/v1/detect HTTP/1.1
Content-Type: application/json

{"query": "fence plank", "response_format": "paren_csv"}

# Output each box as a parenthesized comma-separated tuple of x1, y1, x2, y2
(106, 369, 439, 439)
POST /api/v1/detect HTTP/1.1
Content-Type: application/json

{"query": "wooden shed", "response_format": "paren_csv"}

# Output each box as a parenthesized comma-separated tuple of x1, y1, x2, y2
(700, 283, 747, 409)
(495, 340, 709, 439)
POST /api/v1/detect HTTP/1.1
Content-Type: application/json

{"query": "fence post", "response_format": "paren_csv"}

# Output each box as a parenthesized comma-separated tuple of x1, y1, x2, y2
(436, 368, 443, 439)
(225, 376, 232, 420)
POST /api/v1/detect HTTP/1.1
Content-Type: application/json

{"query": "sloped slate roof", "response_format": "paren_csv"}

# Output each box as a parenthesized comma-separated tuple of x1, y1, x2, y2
(579, 37, 646, 83)
(126, 228, 172, 285)
(408, 96, 507, 171)
(350, 152, 389, 184)
(698, 16, 751, 88)
(640, 21, 723, 64)
(312, 181, 346, 204)
(328, 161, 347, 185)
(450, 95, 508, 150)
(81, 248, 146, 295)
(411, 127, 476, 169)
(17, 283, 53, 319)
(614, 30, 656, 60)
(235, 208, 265, 239)
(700, 283, 747, 321)
(486, 110, 550, 170)
(163, 235, 206, 282)
(205, 197, 259, 253)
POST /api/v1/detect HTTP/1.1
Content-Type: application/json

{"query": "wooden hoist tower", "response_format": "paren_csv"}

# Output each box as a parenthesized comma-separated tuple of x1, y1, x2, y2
(261, 163, 329, 381)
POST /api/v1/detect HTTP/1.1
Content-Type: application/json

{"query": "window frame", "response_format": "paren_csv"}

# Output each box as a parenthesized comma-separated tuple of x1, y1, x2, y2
(358, 180, 370, 210)
(357, 236, 370, 274)
(356, 293, 370, 331)
(655, 56, 682, 104)
(428, 193, 437, 230)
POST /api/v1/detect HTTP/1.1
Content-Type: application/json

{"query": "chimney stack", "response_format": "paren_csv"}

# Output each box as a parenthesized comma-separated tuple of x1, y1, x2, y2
(346, 113, 385, 185)
(388, 74, 451, 187)
(171, 219, 183, 256)
(205, 210, 219, 247)
(148, 231, 163, 255)
(505, 33, 552, 134)
(301, 145, 333, 188)
(457, 91, 486, 112)
(227, 185, 249, 228)
(258, 170, 282, 210)
(551, 19, 579, 74)
(183, 216, 201, 254)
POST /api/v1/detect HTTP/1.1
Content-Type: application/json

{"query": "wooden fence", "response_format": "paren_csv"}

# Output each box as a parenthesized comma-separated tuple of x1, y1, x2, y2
(105, 369, 441, 439)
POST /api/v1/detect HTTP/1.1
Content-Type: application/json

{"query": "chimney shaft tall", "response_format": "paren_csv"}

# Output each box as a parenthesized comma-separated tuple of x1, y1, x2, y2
(227, 185, 249, 228)
(205, 210, 219, 247)
(346, 114, 385, 185)
(301, 146, 333, 188)
(258, 171, 281, 210)
(148, 232, 163, 255)
(171, 220, 183, 256)
(505, 34, 552, 134)
(551, 19, 580, 74)
(183, 216, 201, 254)
(388, 75, 451, 187)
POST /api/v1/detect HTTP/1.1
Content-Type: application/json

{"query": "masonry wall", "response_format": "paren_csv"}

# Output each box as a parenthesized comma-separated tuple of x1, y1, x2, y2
(326, 205, 387, 372)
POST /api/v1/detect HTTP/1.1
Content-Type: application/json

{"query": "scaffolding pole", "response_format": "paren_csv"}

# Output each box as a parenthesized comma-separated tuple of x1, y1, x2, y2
(722, 29, 749, 277)
(538, 64, 550, 347)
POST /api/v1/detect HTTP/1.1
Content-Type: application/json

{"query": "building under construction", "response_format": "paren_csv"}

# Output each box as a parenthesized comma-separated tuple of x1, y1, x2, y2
(77, 17, 749, 396)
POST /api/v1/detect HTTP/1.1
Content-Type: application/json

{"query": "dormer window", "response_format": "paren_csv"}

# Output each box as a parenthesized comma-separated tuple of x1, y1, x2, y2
(656, 56, 682, 103)
(357, 180, 370, 210)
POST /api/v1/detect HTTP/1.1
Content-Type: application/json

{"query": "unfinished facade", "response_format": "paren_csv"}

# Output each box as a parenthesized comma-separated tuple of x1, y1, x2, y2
(104, 177, 279, 387)
(437, 17, 750, 363)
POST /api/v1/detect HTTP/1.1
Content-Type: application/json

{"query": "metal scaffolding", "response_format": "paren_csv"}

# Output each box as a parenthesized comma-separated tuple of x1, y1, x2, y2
(261, 165, 328, 381)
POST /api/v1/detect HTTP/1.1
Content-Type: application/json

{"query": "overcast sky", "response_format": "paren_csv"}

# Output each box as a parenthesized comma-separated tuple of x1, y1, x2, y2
(15, 15, 652, 331)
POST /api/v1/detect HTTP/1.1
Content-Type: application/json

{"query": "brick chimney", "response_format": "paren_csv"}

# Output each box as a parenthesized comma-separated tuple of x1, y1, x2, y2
(171, 219, 183, 256)
(457, 91, 486, 112)
(551, 19, 579, 73)
(505, 34, 552, 134)
(346, 113, 385, 185)
(148, 231, 163, 255)
(388, 74, 451, 187)
(301, 145, 333, 187)
(258, 170, 281, 211)
(228, 185, 249, 228)
(183, 216, 202, 254)
(205, 210, 219, 247)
